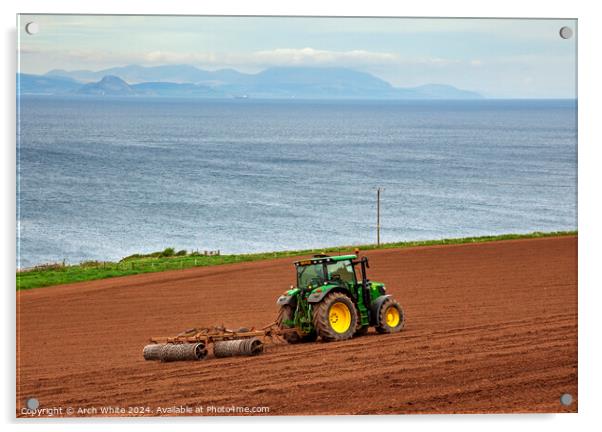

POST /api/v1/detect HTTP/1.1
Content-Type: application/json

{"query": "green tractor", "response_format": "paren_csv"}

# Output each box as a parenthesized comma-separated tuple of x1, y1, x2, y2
(276, 252, 404, 343)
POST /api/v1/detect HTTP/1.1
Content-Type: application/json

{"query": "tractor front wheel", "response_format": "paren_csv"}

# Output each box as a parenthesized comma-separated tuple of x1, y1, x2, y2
(278, 305, 317, 344)
(375, 298, 405, 333)
(313, 292, 358, 342)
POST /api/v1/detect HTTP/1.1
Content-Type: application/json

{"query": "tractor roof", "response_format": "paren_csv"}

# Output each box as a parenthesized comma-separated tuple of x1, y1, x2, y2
(294, 254, 357, 266)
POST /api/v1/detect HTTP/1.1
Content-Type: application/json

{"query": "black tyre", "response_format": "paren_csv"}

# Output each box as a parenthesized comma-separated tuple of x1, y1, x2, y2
(375, 298, 405, 334)
(277, 305, 317, 344)
(312, 292, 358, 342)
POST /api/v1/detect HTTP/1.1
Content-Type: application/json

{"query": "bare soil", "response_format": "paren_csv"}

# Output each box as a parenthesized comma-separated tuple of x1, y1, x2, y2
(16, 235, 577, 416)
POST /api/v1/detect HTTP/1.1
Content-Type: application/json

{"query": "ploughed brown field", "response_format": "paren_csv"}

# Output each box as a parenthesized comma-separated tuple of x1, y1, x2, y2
(16, 235, 577, 416)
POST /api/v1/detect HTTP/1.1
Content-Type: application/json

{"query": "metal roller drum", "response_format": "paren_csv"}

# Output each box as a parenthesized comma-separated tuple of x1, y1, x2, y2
(143, 343, 164, 361)
(143, 343, 207, 361)
(213, 337, 264, 358)
(161, 343, 208, 362)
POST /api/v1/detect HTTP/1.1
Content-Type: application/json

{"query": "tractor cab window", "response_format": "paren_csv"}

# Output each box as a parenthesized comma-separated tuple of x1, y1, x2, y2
(327, 261, 356, 285)
(297, 264, 326, 288)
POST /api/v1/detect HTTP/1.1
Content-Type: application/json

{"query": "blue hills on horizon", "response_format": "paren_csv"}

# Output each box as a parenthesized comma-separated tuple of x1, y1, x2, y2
(17, 64, 483, 100)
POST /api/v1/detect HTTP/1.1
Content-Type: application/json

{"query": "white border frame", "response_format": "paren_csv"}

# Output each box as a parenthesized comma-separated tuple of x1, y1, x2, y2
(3, 1, 600, 431)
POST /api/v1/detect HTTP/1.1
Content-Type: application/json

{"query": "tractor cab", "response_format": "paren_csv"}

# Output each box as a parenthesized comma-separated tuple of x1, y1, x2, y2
(295, 254, 358, 290)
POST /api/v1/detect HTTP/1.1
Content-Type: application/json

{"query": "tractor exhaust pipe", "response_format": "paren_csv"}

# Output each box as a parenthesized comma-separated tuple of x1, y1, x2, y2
(213, 337, 264, 358)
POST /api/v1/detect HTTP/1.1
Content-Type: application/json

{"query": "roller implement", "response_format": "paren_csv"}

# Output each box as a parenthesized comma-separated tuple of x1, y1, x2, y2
(143, 325, 277, 362)
(143, 252, 404, 362)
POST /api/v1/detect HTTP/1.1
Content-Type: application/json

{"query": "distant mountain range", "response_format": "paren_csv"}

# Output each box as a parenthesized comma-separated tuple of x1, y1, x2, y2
(18, 65, 483, 99)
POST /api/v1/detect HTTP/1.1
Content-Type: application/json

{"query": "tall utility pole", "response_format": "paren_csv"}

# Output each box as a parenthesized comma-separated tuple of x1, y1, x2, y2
(376, 187, 382, 247)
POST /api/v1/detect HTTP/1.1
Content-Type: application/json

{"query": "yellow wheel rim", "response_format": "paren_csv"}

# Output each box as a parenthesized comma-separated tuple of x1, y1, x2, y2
(385, 306, 400, 327)
(329, 302, 352, 333)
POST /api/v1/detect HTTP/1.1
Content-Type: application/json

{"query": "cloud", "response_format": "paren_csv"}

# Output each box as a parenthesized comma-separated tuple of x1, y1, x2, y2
(22, 46, 470, 73)
(141, 51, 218, 64)
(137, 49, 466, 70)
(137, 47, 401, 68)
(250, 47, 399, 66)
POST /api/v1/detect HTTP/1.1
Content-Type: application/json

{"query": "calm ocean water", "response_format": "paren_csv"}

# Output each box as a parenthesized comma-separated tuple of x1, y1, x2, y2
(17, 97, 577, 268)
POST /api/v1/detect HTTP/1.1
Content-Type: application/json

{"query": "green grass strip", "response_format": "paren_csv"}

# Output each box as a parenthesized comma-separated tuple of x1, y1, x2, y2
(16, 230, 576, 291)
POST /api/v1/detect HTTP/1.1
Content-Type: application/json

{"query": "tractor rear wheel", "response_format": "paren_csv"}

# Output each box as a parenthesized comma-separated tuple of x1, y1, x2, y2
(277, 305, 317, 344)
(313, 292, 358, 342)
(375, 298, 405, 333)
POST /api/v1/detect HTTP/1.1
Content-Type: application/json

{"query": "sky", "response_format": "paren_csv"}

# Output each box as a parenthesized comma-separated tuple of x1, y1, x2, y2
(17, 15, 577, 98)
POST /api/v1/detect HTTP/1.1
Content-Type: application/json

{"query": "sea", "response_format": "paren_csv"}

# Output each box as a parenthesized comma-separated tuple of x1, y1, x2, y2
(16, 97, 577, 268)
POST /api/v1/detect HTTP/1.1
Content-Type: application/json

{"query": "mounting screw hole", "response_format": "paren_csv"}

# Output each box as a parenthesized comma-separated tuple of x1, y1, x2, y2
(26, 397, 39, 410)
(560, 393, 573, 406)
(25, 22, 39, 35)
(559, 26, 573, 39)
